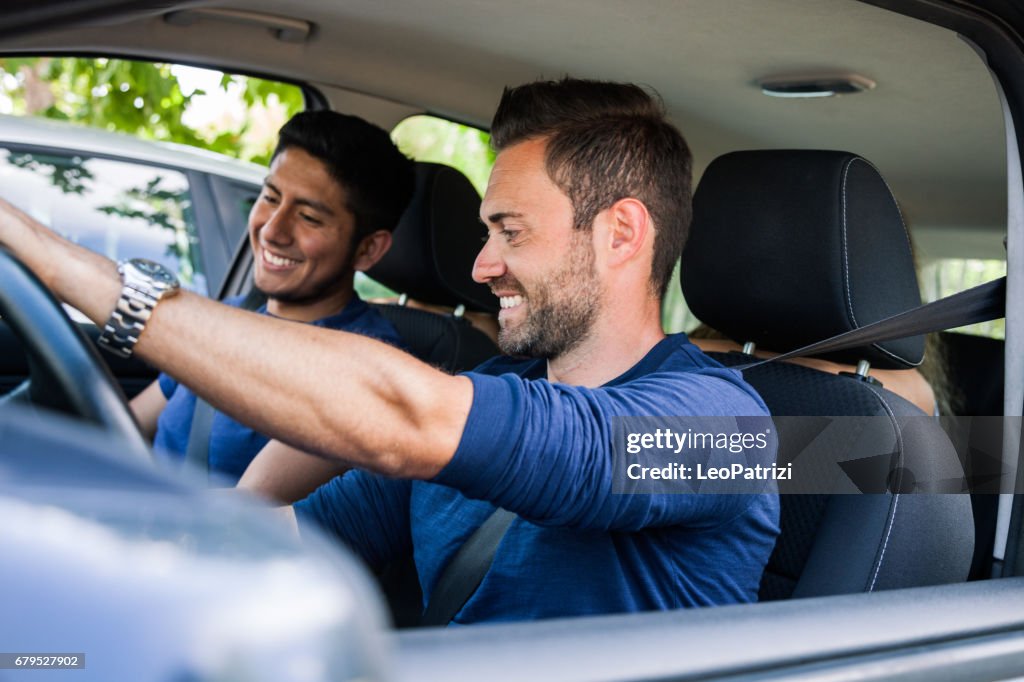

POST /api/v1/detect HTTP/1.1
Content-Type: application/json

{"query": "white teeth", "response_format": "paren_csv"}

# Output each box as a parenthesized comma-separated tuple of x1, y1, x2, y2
(499, 295, 524, 309)
(263, 249, 299, 267)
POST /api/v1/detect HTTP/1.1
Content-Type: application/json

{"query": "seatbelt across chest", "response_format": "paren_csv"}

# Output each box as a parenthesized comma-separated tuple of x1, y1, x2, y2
(420, 508, 516, 626)
(185, 287, 268, 477)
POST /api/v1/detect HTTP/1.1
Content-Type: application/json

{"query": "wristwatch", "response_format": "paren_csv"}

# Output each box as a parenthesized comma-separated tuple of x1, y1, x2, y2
(97, 258, 181, 358)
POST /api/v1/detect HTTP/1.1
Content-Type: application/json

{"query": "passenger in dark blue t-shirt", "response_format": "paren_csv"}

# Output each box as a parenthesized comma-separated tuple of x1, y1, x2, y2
(130, 110, 414, 487)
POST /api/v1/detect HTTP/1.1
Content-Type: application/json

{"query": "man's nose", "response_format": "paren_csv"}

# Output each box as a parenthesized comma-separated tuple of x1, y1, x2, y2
(471, 235, 505, 283)
(260, 206, 293, 245)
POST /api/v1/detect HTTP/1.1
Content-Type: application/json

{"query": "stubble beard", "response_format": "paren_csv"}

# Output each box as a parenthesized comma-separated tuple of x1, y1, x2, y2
(497, 235, 601, 359)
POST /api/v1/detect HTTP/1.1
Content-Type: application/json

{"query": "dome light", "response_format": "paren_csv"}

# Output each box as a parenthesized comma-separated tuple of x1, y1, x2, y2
(758, 73, 876, 98)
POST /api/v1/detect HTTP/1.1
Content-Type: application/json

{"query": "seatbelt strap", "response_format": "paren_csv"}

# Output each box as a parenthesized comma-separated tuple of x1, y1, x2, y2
(421, 508, 517, 626)
(739, 276, 1006, 369)
(185, 288, 267, 477)
(185, 398, 216, 477)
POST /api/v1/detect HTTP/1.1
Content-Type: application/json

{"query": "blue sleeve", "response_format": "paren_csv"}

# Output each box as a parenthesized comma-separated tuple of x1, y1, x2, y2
(294, 471, 413, 571)
(157, 372, 177, 399)
(432, 370, 773, 532)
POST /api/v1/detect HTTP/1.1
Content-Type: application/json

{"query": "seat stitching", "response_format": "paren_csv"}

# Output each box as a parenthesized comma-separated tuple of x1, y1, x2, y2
(866, 383, 904, 591)
(842, 157, 919, 367)
(840, 157, 859, 329)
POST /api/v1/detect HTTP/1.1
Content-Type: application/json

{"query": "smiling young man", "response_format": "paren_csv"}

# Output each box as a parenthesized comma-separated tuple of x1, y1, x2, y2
(0, 78, 779, 624)
(129, 110, 414, 484)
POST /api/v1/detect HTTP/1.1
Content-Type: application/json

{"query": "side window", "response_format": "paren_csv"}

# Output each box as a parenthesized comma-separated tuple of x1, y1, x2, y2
(391, 114, 494, 196)
(0, 56, 304, 297)
(0, 147, 206, 295)
(662, 263, 701, 334)
(921, 258, 1006, 339)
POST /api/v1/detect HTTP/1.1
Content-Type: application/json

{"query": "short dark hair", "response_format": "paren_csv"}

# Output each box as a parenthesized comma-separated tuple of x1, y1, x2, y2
(490, 78, 692, 299)
(272, 111, 415, 241)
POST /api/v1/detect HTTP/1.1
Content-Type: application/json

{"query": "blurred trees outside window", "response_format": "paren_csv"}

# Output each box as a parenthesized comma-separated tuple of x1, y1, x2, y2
(0, 57, 303, 164)
(391, 115, 494, 197)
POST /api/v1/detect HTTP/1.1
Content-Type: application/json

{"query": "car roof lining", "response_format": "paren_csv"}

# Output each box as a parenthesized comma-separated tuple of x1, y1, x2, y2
(0, 0, 1009, 260)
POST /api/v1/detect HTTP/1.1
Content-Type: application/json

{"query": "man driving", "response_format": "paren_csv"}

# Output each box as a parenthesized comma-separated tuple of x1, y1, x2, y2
(0, 77, 780, 624)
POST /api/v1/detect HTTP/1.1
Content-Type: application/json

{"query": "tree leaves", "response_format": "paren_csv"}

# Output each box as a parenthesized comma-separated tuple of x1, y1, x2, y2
(0, 57, 303, 163)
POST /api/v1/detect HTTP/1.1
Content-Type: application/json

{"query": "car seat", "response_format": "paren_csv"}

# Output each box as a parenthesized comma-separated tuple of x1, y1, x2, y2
(367, 162, 498, 373)
(680, 150, 974, 599)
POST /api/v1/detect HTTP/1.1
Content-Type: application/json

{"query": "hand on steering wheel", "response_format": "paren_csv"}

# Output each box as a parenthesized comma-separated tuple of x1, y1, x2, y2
(0, 247, 152, 463)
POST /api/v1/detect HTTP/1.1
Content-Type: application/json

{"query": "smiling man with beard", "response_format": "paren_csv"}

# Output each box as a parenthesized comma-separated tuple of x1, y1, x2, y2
(0, 77, 779, 625)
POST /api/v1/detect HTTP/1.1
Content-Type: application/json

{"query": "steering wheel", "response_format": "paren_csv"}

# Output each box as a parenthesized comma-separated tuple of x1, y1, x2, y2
(0, 247, 152, 463)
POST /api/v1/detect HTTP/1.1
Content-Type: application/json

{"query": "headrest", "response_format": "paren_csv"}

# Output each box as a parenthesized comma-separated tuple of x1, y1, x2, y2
(680, 150, 923, 369)
(367, 162, 497, 314)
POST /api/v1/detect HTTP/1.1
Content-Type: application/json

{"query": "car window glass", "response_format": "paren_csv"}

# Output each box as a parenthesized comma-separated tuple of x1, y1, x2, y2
(921, 258, 1007, 339)
(662, 263, 701, 334)
(0, 57, 304, 165)
(0, 147, 206, 294)
(391, 114, 494, 195)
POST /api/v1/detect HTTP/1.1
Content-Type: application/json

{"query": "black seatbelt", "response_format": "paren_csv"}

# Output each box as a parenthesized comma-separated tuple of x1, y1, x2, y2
(740, 276, 1006, 369)
(421, 508, 517, 626)
(185, 288, 267, 478)
(418, 277, 1007, 625)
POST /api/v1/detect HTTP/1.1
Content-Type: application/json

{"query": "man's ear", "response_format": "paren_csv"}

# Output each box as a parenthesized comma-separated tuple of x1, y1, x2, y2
(603, 198, 651, 267)
(352, 230, 393, 272)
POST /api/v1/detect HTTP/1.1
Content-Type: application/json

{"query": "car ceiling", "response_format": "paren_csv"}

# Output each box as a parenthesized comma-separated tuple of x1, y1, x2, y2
(0, 0, 1009, 260)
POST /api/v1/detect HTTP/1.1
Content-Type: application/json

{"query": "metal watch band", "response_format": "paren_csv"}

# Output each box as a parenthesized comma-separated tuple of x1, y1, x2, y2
(97, 260, 179, 358)
(96, 286, 159, 358)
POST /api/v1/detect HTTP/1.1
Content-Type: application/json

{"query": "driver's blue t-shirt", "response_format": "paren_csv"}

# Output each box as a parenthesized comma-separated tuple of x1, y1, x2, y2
(154, 294, 405, 484)
(295, 334, 781, 624)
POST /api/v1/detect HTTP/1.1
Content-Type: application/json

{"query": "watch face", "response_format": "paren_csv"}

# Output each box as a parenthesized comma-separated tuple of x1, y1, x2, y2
(130, 258, 178, 286)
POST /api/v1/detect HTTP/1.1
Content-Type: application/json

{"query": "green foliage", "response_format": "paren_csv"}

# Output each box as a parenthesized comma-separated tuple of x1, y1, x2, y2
(391, 115, 495, 196)
(0, 57, 303, 163)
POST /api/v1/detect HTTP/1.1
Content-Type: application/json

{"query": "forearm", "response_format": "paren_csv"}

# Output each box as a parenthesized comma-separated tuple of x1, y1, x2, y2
(238, 439, 350, 504)
(133, 292, 472, 478)
(0, 200, 120, 321)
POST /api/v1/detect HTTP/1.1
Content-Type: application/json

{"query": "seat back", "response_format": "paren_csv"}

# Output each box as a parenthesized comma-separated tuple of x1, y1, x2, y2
(371, 303, 496, 373)
(367, 162, 498, 373)
(682, 150, 973, 599)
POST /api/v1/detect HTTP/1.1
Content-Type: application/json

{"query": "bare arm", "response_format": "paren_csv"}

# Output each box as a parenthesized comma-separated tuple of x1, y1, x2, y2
(238, 439, 350, 504)
(0, 198, 473, 479)
(130, 379, 167, 441)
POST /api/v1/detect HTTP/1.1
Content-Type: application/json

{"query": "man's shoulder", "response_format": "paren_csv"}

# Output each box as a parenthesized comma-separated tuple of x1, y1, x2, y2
(618, 334, 770, 416)
(610, 333, 731, 384)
